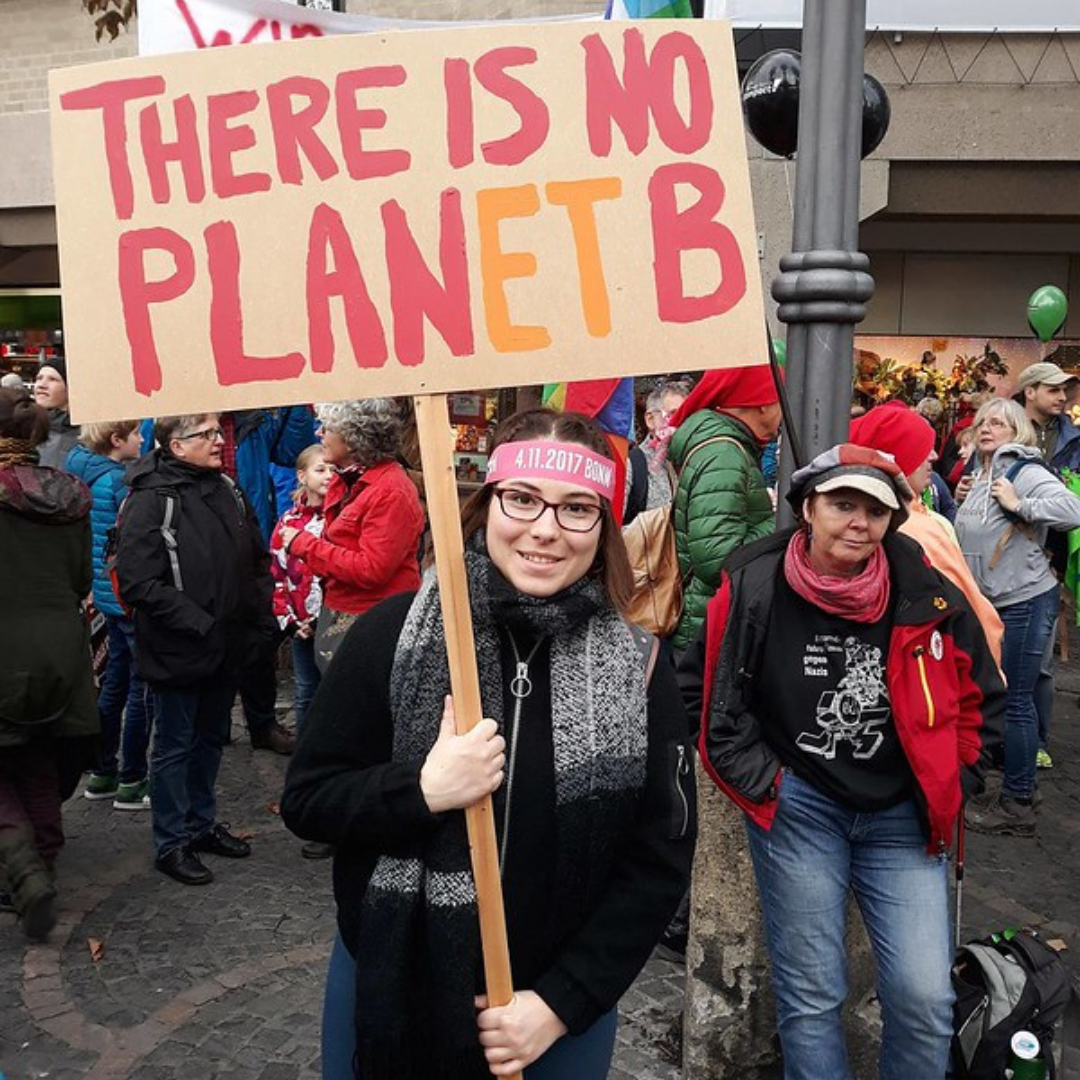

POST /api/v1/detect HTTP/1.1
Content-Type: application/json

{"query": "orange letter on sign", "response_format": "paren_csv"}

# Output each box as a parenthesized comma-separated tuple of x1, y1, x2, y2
(649, 163, 745, 324)
(477, 185, 549, 353)
(545, 178, 622, 338)
(118, 227, 195, 395)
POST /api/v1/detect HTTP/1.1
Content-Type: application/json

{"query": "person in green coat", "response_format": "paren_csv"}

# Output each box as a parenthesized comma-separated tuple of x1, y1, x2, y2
(0, 388, 97, 942)
(668, 365, 780, 654)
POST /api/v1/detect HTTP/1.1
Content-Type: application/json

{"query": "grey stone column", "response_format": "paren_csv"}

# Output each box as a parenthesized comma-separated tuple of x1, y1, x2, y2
(773, 0, 874, 523)
(683, 4, 878, 1077)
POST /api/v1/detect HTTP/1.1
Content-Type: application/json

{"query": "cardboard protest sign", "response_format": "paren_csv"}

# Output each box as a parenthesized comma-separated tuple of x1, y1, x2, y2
(50, 21, 764, 423)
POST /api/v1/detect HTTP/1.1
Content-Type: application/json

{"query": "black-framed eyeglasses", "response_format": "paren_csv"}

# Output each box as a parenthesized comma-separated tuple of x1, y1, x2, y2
(175, 426, 224, 443)
(493, 488, 603, 533)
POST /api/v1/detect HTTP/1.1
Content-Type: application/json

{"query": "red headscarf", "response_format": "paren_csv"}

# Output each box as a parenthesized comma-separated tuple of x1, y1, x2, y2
(669, 364, 779, 430)
(849, 400, 936, 480)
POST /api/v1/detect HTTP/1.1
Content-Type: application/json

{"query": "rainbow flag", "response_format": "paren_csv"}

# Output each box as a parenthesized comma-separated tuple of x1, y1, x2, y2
(542, 377, 638, 525)
(542, 378, 636, 439)
(605, 0, 693, 21)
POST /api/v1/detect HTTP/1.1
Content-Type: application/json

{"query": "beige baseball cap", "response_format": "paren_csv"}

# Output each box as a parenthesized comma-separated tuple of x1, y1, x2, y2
(1015, 362, 1075, 393)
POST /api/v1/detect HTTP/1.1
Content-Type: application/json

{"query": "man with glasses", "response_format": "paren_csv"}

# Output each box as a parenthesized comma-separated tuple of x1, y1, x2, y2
(115, 414, 276, 885)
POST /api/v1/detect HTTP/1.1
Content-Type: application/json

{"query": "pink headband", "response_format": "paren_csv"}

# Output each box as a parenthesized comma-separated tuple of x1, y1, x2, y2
(485, 439, 618, 503)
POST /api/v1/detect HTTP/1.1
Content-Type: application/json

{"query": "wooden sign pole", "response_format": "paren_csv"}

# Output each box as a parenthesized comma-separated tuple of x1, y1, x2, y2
(413, 393, 521, 1080)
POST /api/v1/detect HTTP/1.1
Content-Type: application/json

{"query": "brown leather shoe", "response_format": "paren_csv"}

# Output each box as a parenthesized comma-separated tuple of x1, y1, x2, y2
(250, 725, 295, 755)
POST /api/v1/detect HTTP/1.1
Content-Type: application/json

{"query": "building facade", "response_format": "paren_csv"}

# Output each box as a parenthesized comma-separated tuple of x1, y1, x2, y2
(2, 5, 1078, 381)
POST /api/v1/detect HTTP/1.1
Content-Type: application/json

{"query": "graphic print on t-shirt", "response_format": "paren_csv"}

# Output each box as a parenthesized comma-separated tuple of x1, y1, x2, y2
(796, 635, 890, 760)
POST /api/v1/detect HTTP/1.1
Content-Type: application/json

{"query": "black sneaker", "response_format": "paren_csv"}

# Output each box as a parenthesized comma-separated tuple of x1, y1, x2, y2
(155, 847, 214, 886)
(190, 824, 252, 859)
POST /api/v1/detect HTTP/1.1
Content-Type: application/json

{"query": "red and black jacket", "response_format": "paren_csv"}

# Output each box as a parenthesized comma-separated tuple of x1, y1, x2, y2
(679, 528, 1005, 853)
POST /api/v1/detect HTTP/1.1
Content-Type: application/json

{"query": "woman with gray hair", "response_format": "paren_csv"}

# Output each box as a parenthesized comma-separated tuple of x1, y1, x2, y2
(956, 396, 1080, 837)
(279, 399, 424, 674)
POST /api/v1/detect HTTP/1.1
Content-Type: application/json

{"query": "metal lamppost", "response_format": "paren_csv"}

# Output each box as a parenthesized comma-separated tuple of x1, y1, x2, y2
(773, 0, 875, 523)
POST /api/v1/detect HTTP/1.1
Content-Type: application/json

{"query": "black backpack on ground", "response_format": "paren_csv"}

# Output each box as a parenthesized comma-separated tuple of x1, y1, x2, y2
(952, 928, 1080, 1079)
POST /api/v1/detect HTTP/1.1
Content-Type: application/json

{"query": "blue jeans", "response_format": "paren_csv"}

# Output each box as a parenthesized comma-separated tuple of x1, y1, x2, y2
(96, 615, 154, 783)
(746, 771, 953, 1080)
(999, 585, 1059, 800)
(322, 934, 617, 1080)
(150, 677, 237, 859)
(1035, 615, 1057, 752)
(291, 634, 321, 737)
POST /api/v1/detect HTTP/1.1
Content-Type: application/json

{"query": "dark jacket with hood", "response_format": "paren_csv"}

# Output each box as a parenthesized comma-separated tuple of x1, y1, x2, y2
(0, 464, 98, 746)
(115, 449, 275, 688)
(679, 528, 1006, 854)
(37, 410, 79, 472)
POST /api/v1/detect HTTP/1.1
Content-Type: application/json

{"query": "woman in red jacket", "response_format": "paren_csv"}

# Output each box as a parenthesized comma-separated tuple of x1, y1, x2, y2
(279, 399, 423, 672)
(681, 444, 1005, 1080)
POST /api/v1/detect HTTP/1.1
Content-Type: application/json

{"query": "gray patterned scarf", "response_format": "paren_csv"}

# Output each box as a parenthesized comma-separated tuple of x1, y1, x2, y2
(351, 544, 649, 1079)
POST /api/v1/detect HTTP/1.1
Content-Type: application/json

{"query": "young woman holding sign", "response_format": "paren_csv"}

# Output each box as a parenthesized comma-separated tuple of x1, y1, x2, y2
(282, 408, 695, 1080)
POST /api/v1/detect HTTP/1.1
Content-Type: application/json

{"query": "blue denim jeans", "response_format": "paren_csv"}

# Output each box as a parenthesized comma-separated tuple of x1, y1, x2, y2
(746, 772, 953, 1080)
(1035, 614, 1057, 752)
(998, 585, 1059, 800)
(96, 615, 154, 783)
(291, 634, 321, 738)
(150, 677, 237, 859)
(322, 934, 617, 1080)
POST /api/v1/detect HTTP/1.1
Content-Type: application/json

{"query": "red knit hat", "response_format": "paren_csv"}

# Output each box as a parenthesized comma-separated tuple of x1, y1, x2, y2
(670, 364, 778, 429)
(849, 400, 936, 480)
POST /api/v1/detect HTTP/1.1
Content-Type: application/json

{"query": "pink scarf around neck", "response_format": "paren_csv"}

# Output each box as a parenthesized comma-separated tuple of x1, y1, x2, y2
(783, 529, 891, 624)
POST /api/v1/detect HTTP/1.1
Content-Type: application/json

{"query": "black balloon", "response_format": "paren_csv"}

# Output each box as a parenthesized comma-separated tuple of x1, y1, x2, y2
(742, 52, 892, 161)
(741, 49, 801, 159)
(861, 73, 891, 158)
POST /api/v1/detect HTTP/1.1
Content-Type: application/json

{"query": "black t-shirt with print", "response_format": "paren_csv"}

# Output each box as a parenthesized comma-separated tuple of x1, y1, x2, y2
(756, 576, 914, 812)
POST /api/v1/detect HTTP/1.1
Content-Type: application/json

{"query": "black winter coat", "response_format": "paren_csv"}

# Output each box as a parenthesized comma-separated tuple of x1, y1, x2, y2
(282, 592, 696, 1040)
(115, 450, 274, 687)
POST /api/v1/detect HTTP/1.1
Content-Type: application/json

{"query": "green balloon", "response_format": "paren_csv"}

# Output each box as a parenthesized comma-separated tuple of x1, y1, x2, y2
(1027, 285, 1068, 343)
(772, 338, 788, 368)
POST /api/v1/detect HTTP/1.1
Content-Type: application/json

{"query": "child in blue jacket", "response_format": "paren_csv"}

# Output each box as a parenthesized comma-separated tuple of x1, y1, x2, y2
(66, 421, 153, 809)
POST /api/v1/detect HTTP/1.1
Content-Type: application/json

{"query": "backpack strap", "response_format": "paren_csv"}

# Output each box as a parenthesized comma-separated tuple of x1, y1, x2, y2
(987, 525, 1015, 571)
(221, 474, 248, 521)
(158, 489, 183, 593)
(625, 620, 663, 688)
(678, 434, 751, 483)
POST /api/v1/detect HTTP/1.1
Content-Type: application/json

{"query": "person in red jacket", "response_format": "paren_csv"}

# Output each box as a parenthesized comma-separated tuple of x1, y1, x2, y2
(279, 399, 423, 673)
(679, 444, 1005, 1080)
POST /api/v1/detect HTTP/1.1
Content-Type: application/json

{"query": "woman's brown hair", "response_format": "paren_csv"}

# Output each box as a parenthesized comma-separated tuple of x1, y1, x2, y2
(459, 408, 634, 612)
(0, 388, 50, 446)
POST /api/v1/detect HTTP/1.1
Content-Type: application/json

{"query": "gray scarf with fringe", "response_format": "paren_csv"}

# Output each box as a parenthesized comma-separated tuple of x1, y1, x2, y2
(351, 546, 648, 1079)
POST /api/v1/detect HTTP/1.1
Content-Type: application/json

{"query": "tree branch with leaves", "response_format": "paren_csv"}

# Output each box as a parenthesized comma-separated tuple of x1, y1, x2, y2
(82, 0, 137, 43)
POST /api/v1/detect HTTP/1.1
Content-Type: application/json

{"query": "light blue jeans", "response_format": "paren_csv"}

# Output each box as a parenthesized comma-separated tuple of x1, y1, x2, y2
(322, 934, 617, 1080)
(746, 771, 953, 1080)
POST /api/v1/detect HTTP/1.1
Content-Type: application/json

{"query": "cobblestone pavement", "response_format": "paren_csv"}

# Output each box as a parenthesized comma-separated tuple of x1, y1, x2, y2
(3, 654, 1080, 1080)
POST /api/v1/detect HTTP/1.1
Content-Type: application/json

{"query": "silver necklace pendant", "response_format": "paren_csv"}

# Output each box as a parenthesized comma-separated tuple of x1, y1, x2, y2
(510, 661, 532, 700)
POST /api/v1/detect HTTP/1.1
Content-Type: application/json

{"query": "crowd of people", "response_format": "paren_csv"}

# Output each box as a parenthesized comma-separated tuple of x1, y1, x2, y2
(1, 349, 1078, 1079)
